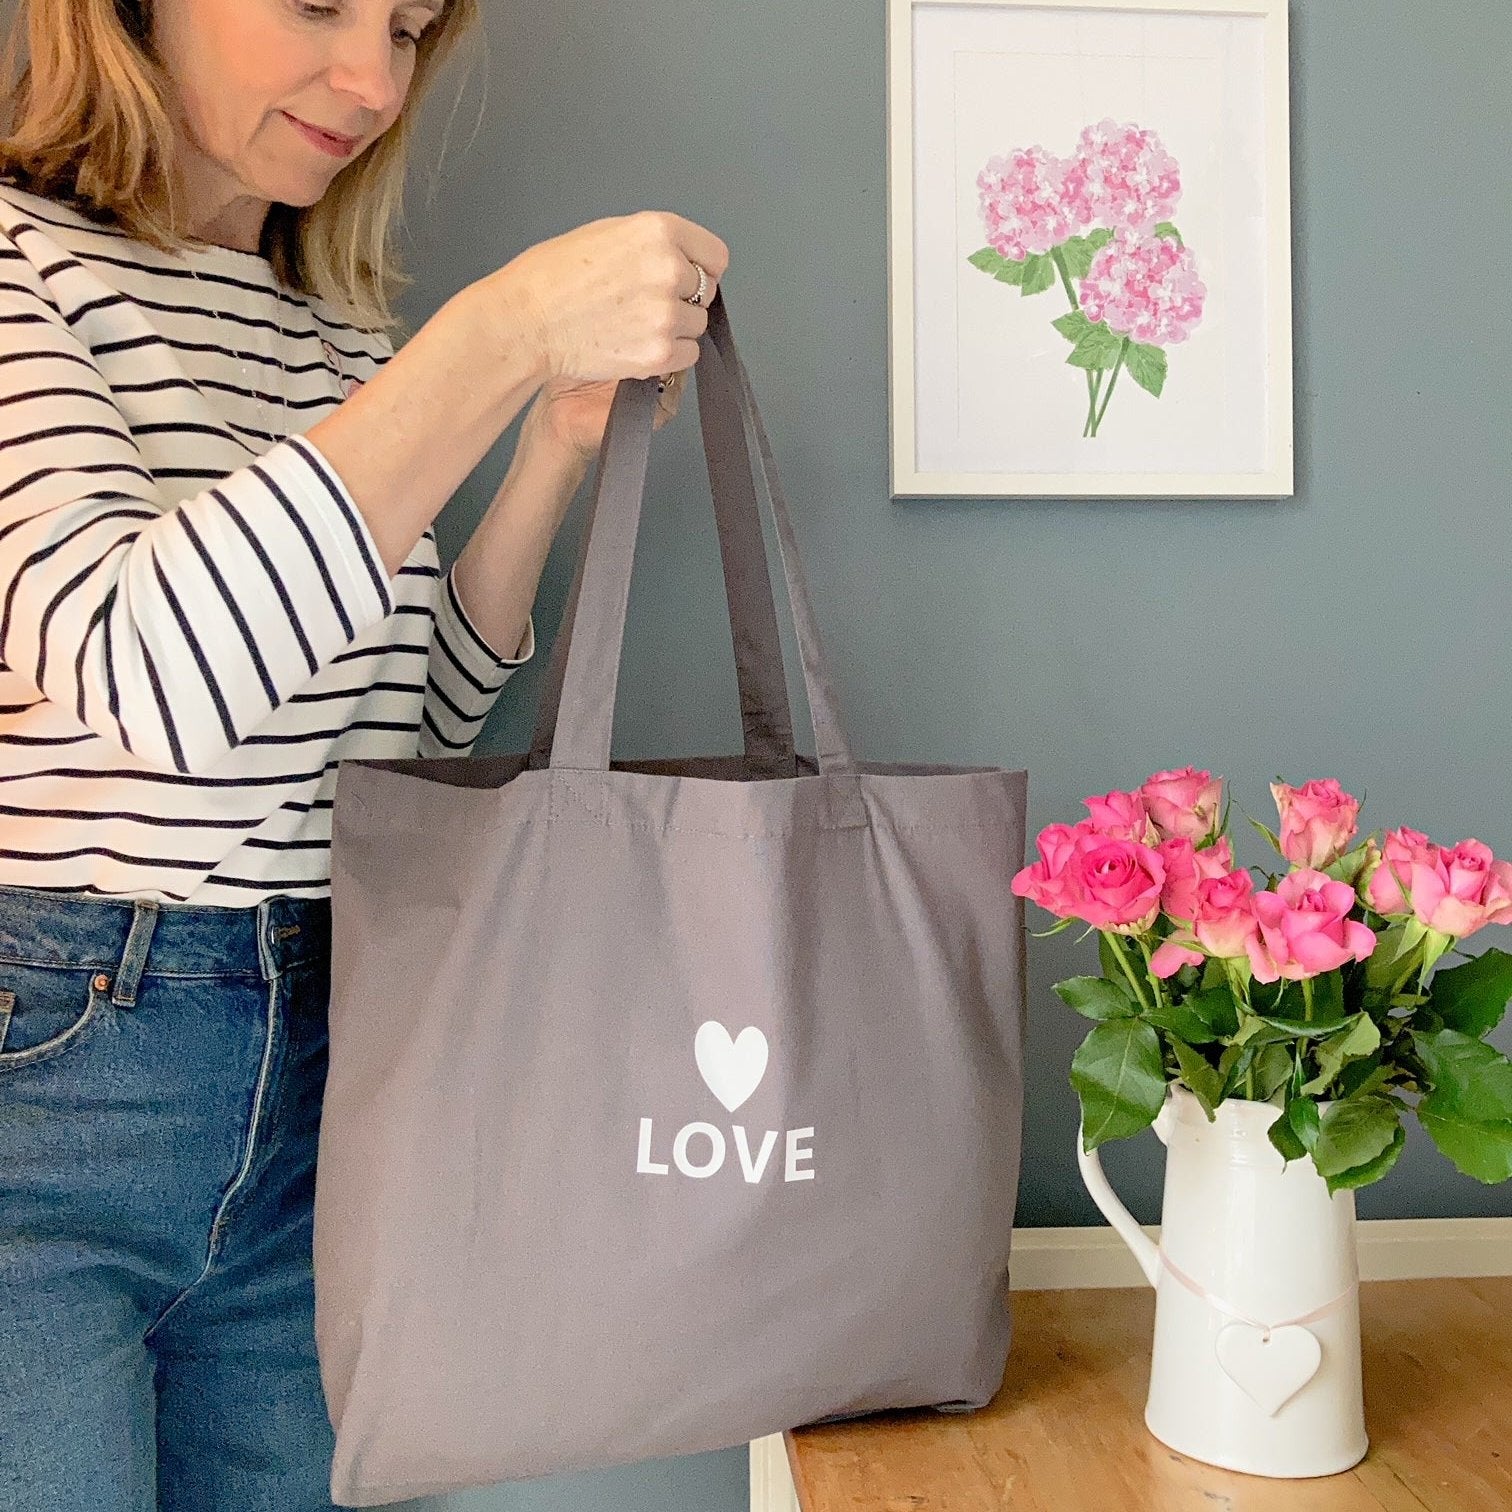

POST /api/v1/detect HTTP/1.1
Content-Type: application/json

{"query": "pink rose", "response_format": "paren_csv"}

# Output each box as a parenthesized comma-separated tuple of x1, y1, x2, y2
(1084, 788, 1157, 844)
(1065, 836, 1166, 934)
(1158, 835, 1234, 921)
(1139, 767, 1223, 842)
(1194, 870, 1261, 959)
(1398, 839, 1512, 939)
(1271, 778, 1361, 870)
(1364, 826, 1440, 916)
(1150, 867, 1258, 978)
(1013, 824, 1166, 933)
(1246, 870, 1377, 984)
(1012, 819, 1097, 917)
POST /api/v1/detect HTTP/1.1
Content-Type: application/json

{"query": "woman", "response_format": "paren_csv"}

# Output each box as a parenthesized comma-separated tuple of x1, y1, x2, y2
(0, 1, 728, 1506)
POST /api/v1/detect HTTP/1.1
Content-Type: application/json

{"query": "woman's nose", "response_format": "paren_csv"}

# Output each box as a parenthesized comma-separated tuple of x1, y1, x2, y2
(324, 29, 406, 120)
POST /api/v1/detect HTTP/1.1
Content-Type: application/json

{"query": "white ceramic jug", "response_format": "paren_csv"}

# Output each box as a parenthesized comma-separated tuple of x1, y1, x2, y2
(1076, 1084, 1368, 1478)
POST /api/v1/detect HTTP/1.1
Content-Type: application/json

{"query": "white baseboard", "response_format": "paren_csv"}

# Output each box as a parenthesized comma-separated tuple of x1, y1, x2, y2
(1008, 1215, 1512, 1290)
(750, 1218, 1511, 1511)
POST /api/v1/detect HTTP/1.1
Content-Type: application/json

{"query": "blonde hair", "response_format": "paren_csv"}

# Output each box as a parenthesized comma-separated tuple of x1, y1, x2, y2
(0, 0, 481, 331)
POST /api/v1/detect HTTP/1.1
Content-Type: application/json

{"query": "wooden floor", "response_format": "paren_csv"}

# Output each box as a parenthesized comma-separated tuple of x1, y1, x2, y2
(780, 1277, 1512, 1511)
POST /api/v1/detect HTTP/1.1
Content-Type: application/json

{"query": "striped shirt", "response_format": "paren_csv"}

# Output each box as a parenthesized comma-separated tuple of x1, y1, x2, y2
(0, 181, 535, 906)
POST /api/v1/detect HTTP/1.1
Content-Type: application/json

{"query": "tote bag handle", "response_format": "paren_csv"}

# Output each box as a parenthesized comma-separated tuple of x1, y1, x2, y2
(539, 288, 860, 789)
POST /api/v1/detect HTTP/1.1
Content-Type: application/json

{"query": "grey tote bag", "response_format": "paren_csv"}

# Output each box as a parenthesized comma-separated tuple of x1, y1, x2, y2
(315, 288, 1028, 1506)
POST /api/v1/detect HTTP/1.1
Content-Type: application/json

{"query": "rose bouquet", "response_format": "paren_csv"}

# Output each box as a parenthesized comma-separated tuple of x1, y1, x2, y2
(1014, 770, 1512, 1192)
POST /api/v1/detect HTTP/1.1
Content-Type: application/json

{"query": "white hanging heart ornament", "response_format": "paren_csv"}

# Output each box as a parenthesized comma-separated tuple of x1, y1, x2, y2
(1215, 1323, 1323, 1417)
(694, 1022, 769, 1113)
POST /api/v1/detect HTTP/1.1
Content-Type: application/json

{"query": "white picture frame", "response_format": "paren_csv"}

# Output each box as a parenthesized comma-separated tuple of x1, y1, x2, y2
(887, 0, 1294, 498)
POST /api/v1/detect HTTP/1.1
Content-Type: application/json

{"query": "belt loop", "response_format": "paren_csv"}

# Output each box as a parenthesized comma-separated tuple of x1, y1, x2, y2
(112, 899, 160, 1008)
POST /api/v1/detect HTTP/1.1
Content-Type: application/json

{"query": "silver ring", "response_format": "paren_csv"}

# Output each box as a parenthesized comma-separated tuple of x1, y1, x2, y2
(683, 262, 709, 307)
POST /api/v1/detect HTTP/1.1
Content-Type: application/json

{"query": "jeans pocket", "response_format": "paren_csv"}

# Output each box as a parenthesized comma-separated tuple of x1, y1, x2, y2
(0, 961, 109, 1073)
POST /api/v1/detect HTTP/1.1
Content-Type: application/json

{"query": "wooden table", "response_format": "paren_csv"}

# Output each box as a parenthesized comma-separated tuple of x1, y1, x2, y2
(753, 1277, 1512, 1511)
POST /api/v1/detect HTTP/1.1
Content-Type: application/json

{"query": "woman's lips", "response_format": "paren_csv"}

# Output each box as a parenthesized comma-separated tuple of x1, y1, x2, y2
(283, 113, 361, 158)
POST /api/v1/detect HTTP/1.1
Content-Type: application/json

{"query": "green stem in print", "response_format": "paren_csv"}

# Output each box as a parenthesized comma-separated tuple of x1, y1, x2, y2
(1090, 338, 1130, 437)
(1051, 244, 1100, 434)
(1083, 370, 1103, 438)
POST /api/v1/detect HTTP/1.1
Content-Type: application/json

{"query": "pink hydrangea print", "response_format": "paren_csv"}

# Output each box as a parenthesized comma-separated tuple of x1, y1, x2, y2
(967, 117, 1206, 438)
(1079, 231, 1207, 347)
(976, 147, 1081, 261)
(1063, 119, 1182, 234)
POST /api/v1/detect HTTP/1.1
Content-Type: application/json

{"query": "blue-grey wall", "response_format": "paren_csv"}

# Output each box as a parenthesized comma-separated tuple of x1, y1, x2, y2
(394, 2, 1510, 1505)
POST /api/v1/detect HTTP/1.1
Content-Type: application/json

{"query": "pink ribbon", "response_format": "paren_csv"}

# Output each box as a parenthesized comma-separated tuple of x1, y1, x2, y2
(1158, 1248, 1357, 1340)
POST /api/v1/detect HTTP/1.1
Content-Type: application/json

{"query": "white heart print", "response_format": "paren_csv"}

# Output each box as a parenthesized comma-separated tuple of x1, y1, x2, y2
(1215, 1323, 1323, 1417)
(694, 1022, 769, 1113)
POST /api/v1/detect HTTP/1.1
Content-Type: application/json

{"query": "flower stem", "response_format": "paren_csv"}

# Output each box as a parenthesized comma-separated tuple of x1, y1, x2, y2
(1106, 931, 1155, 1013)
(1051, 244, 1100, 437)
(1090, 337, 1130, 437)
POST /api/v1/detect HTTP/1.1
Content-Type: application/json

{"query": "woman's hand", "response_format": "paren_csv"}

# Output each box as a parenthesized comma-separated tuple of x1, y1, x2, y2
(526, 368, 690, 466)
(481, 210, 728, 388)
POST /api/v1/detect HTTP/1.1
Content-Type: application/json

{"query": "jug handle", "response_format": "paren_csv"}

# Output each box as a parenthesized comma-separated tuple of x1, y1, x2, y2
(1073, 1100, 1172, 1290)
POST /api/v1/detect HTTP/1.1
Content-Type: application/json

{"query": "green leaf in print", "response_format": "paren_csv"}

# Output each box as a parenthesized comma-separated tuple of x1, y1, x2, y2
(1153, 221, 1183, 244)
(1071, 1020, 1167, 1152)
(1124, 341, 1168, 399)
(1020, 253, 1057, 296)
(1053, 309, 1094, 345)
(1067, 323, 1124, 370)
(1058, 234, 1100, 281)
(967, 246, 1026, 285)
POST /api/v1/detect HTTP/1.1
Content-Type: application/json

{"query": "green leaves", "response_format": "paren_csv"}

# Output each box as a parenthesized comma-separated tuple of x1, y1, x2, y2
(1123, 341, 1168, 398)
(1170, 1038, 1224, 1118)
(1154, 221, 1184, 244)
(1415, 1029, 1512, 1183)
(1071, 1020, 1167, 1152)
(1313, 1096, 1403, 1193)
(1144, 986, 1239, 1045)
(1057, 228, 1113, 280)
(1268, 1093, 1322, 1165)
(1327, 1124, 1407, 1192)
(967, 246, 1025, 284)
(1255, 974, 1352, 1038)
(1053, 976, 1140, 1022)
(1302, 1014, 1383, 1095)
(1066, 324, 1124, 370)
(1053, 309, 1093, 345)
(963, 244, 1057, 296)
(1428, 948, 1512, 1039)
(1020, 252, 1057, 296)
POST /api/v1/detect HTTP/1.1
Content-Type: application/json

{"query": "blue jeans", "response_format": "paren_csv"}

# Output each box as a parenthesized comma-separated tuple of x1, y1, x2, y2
(0, 882, 339, 1510)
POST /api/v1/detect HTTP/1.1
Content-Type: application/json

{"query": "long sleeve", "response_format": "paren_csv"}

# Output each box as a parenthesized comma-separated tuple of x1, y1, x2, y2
(417, 563, 535, 758)
(0, 228, 397, 776)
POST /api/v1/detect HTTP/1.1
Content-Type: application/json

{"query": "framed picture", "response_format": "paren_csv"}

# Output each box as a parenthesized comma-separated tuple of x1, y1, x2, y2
(887, 0, 1294, 498)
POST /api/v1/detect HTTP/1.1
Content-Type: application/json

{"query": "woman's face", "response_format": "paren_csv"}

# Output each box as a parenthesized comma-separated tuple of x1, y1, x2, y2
(152, 0, 443, 217)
